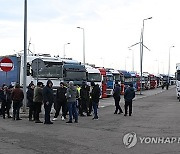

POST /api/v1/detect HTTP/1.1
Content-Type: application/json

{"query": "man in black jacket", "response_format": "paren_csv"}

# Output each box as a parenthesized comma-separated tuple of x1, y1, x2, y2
(124, 83, 135, 116)
(42, 80, 54, 124)
(27, 84, 35, 121)
(91, 81, 100, 120)
(113, 81, 123, 114)
(53, 82, 67, 121)
(80, 81, 91, 116)
(0, 85, 12, 119)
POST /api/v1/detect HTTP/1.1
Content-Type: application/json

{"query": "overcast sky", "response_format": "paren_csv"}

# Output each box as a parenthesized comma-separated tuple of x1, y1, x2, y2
(0, 0, 179, 75)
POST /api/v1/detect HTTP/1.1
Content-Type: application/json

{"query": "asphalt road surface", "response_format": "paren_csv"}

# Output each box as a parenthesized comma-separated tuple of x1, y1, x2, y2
(0, 87, 180, 154)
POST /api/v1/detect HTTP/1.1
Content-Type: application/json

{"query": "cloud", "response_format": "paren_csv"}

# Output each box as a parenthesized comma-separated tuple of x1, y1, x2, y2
(0, 0, 23, 21)
(0, 0, 180, 74)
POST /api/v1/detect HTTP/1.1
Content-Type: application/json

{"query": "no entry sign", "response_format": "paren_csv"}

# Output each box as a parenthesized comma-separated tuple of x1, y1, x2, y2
(0, 57, 13, 72)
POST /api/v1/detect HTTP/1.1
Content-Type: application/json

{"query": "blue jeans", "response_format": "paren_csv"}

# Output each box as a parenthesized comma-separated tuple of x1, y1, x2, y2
(92, 101, 98, 118)
(68, 102, 78, 122)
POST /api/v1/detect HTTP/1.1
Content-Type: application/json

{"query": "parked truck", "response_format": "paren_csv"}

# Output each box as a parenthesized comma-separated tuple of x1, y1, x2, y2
(0, 54, 64, 87)
(106, 69, 114, 96)
(176, 63, 180, 101)
(0, 54, 87, 88)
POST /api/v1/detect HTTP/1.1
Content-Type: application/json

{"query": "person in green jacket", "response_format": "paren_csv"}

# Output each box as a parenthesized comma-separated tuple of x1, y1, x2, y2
(33, 82, 44, 123)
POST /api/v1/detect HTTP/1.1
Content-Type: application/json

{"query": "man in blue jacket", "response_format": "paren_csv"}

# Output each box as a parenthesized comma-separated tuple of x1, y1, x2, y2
(124, 83, 135, 116)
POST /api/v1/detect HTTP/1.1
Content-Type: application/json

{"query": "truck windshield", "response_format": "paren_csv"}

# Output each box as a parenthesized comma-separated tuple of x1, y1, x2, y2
(64, 71, 86, 81)
(141, 77, 146, 81)
(33, 62, 63, 78)
(177, 71, 180, 81)
(163, 76, 168, 81)
(144, 77, 148, 81)
(107, 75, 113, 81)
(120, 75, 124, 83)
(124, 78, 132, 82)
(132, 77, 136, 82)
(113, 74, 120, 81)
(88, 73, 101, 82)
(150, 77, 156, 81)
(136, 77, 140, 82)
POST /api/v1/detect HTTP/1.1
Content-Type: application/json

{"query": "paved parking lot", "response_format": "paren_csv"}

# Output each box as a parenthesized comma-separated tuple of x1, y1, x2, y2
(0, 86, 179, 154)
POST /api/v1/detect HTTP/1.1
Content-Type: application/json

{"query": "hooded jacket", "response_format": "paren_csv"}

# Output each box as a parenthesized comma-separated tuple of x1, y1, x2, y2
(27, 87, 34, 106)
(113, 84, 121, 99)
(42, 80, 54, 104)
(91, 84, 100, 103)
(124, 87, 135, 102)
(66, 85, 78, 103)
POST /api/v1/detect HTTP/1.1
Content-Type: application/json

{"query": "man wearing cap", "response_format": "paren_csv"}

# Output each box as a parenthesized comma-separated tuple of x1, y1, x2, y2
(66, 81, 79, 123)
(42, 80, 54, 124)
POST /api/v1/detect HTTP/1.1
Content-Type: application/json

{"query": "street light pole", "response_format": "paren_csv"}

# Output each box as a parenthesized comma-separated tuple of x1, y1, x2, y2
(23, 0, 27, 111)
(140, 17, 152, 95)
(77, 27, 85, 65)
(63, 43, 70, 58)
(154, 59, 159, 74)
(129, 48, 134, 71)
(125, 56, 129, 70)
(160, 61, 165, 74)
(168, 45, 175, 84)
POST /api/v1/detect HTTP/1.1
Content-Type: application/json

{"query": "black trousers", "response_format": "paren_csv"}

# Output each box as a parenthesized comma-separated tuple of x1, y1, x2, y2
(114, 97, 123, 113)
(29, 104, 35, 120)
(54, 101, 67, 118)
(88, 99, 92, 114)
(13, 101, 22, 120)
(44, 103, 52, 123)
(124, 100, 132, 115)
(81, 99, 89, 115)
(1, 101, 11, 118)
(34, 102, 42, 121)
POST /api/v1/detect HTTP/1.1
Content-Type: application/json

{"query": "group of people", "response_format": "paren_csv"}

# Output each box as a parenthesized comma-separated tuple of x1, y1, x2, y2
(52, 80, 101, 123)
(0, 80, 101, 124)
(162, 81, 169, 90)
(0, 83, 24, 120)
(0, 80, 135, 124)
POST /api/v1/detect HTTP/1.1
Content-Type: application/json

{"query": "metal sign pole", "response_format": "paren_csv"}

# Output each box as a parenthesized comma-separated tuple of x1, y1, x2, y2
(5, 72, 8, 85)
(23, 0, 27, 112)
(37, 58, 39, 83)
